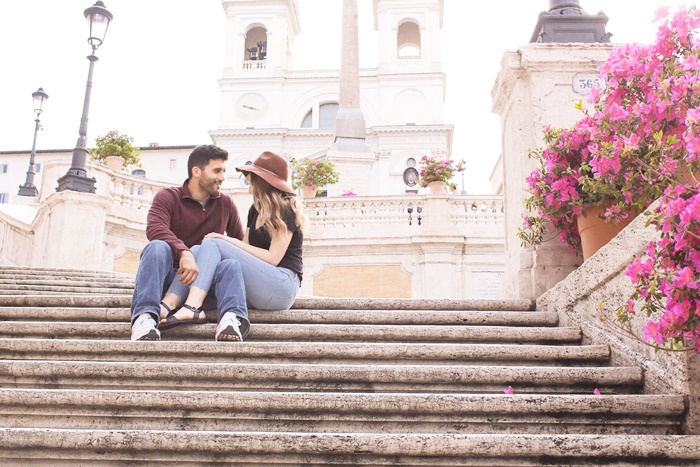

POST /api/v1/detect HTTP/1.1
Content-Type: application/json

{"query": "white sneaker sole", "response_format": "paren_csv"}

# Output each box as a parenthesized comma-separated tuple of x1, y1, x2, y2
(215, 325, 242, 341)
(133, 328, 161, 341)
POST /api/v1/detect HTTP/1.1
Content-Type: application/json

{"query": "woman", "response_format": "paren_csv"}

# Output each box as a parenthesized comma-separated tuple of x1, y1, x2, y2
(158, 151, 308, 341)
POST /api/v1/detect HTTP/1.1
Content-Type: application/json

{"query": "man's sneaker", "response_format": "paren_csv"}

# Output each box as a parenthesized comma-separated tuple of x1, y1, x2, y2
(131, 313, 161, 341)
(216, 313, 243, 341)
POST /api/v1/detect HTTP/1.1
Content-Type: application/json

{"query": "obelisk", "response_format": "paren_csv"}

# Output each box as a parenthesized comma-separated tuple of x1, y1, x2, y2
(332, 0, 369, 151)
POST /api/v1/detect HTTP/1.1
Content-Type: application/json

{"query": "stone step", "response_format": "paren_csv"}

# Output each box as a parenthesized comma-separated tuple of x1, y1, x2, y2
(0, 322, 583, 343)
(0, 285, 133, 295)
(0, 307, 557, 325)
(0, 360, 643, 393)
(0, 295, 129, 308)
(0, 389, 684, 435)
(0, 266, 135, 284)
(0, 429, 697, 465)
(0, 278, 133, 288)
(0, 339, 610, 365)
(0, 294, 535, 311)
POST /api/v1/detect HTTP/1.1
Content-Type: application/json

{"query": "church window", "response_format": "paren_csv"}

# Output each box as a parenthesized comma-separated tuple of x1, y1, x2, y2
(300, 102, 339, 130)
(301, 110, 312, 129)
(318, 103, 339, 130)
(244, 26, 268, 61)
(397, 20, 421, 57)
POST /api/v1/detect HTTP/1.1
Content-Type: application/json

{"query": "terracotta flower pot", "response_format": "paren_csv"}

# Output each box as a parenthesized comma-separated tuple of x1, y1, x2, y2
(428, 181, 447, 194)
(105, 156, 125, 172)
(576, 205, 638, 260)
(301, 185, 316, 198)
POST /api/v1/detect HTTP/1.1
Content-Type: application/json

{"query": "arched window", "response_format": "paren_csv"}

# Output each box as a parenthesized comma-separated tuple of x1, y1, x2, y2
(318, 103, 339, 130)
(244, 26, 268, 61)
(301, 111, 312, 128)
(397, 20, 421, 57)
(300, 102, 339, 129)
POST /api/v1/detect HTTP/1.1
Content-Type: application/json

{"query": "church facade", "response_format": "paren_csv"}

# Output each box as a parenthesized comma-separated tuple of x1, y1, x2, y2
(211, 0, 454, 196)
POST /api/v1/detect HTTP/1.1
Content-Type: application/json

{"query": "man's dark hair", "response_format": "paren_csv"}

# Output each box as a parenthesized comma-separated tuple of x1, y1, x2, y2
(187, 145, 229, 178)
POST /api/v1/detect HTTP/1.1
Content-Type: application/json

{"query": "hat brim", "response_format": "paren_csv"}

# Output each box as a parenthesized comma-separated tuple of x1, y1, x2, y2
(236, 165, 296, 195)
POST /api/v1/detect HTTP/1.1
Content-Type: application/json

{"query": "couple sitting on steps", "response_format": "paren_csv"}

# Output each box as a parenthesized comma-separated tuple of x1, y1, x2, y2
(130, 145, 308, 342)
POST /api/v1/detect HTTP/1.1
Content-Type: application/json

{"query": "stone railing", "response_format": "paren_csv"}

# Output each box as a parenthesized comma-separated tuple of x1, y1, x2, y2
(242, 60, 266, 70)
(302, 195, 504, 238)
(397, 56, 421, 65)
(537, 209, 700, 433)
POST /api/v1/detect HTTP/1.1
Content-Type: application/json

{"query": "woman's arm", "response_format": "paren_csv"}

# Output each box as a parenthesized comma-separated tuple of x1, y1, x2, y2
(205, 229, 293, 266)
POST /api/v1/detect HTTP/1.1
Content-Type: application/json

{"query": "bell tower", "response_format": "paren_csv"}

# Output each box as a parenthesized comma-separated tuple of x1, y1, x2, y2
(374, 0, 443, 75)
(218, 0, 300, 130)
(221, 0, 299, 79)
(372, 0, 446, 126)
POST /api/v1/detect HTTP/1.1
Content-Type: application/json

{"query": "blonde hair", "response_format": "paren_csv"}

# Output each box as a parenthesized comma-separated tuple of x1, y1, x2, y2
(248, 173, 309, 237)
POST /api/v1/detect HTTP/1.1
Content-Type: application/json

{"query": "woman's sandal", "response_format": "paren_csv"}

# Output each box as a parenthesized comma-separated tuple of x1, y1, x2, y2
(158, 303, 209, 330)
(160, 301, 178, 319)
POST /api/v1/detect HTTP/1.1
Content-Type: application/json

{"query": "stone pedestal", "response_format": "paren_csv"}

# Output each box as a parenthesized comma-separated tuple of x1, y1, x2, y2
(491, 43, 612, 299)
(32, 191, 110, 270)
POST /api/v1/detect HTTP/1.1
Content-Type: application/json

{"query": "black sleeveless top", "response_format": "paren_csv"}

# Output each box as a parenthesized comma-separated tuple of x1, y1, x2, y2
(247, 205, 303, 282)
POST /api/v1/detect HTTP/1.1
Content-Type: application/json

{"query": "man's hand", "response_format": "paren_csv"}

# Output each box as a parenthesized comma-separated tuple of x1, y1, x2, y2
(177, 250, 198, 285)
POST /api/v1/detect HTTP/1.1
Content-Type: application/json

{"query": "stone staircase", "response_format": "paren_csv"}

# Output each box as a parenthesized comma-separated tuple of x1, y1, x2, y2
(0, 266, 697, 466)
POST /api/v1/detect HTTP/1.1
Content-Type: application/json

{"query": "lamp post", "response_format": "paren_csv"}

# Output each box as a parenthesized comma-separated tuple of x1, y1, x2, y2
(56, 1, 113, 193)
(459, 159, 467, 194)
(18, 88, 49, 197)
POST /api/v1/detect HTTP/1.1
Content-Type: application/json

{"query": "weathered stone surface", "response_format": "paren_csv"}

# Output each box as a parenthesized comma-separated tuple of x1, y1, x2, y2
(0, 322, 583, 343)
(0, 339, 609, 365)
(0, 389, 684, 435)
(0, 266, 697, 464)
(0, 430, 698, 465)
(537, 204, 700, 434)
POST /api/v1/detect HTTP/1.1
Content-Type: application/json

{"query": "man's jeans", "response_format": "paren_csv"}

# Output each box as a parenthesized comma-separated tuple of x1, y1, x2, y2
(130, 240, 179, 326)
(131, 239, 299, 340)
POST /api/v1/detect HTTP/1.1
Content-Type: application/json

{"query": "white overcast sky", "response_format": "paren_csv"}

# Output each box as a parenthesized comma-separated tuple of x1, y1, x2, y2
(0, 0, 691, 194)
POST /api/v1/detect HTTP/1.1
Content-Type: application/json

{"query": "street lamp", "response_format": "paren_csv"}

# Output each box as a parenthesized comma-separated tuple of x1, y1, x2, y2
(56, 1, 113, 193)
(18, 88, 49, 197)
(459, 159, 467, 194)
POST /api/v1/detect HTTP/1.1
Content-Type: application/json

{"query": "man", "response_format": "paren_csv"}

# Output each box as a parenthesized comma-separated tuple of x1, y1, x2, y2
(130, 144, 244, 341)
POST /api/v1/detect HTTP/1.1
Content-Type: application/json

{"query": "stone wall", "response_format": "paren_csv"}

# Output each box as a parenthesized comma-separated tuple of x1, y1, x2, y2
(492, 43, 613, 300)
(537, 209, 700, 433)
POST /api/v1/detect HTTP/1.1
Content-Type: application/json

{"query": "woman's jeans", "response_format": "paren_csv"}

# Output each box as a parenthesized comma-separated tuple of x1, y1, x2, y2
(164, 237, 300, 339)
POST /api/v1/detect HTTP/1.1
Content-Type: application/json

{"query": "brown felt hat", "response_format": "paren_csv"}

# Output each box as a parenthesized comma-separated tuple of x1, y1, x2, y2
(236, 151, 295, 195)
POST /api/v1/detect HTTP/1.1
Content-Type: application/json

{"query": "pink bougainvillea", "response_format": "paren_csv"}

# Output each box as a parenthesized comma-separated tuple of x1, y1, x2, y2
(522, 6, 700, 351)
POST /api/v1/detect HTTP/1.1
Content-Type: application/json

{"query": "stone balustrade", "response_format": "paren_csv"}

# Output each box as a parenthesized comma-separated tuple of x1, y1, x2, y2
(301, 195, 504, 238)
(0, 160, 506, 298)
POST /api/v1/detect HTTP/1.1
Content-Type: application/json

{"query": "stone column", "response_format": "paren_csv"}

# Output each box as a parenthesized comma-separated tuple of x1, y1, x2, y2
(492, 43, 612, 299)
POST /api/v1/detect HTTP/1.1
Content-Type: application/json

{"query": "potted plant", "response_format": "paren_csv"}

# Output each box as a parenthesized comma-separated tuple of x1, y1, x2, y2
(291, 157, 340, 198)
(519, 122, 597, 256)
(89, 130, 141, 172)
(417, 154, 464, 194)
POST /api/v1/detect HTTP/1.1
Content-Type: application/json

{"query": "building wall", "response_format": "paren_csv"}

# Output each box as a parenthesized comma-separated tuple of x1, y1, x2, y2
(491, 43, 613, 299)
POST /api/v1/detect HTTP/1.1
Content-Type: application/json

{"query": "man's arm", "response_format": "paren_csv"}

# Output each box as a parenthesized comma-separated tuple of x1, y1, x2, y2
(146, 189, 188, 254)
(146, 188, 198, 285)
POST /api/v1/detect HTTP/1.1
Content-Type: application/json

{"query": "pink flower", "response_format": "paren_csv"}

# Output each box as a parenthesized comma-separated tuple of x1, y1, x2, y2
(504, 386, 514, 395)
(593, 388, 602, 396)
(642, 320, 665, 345)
